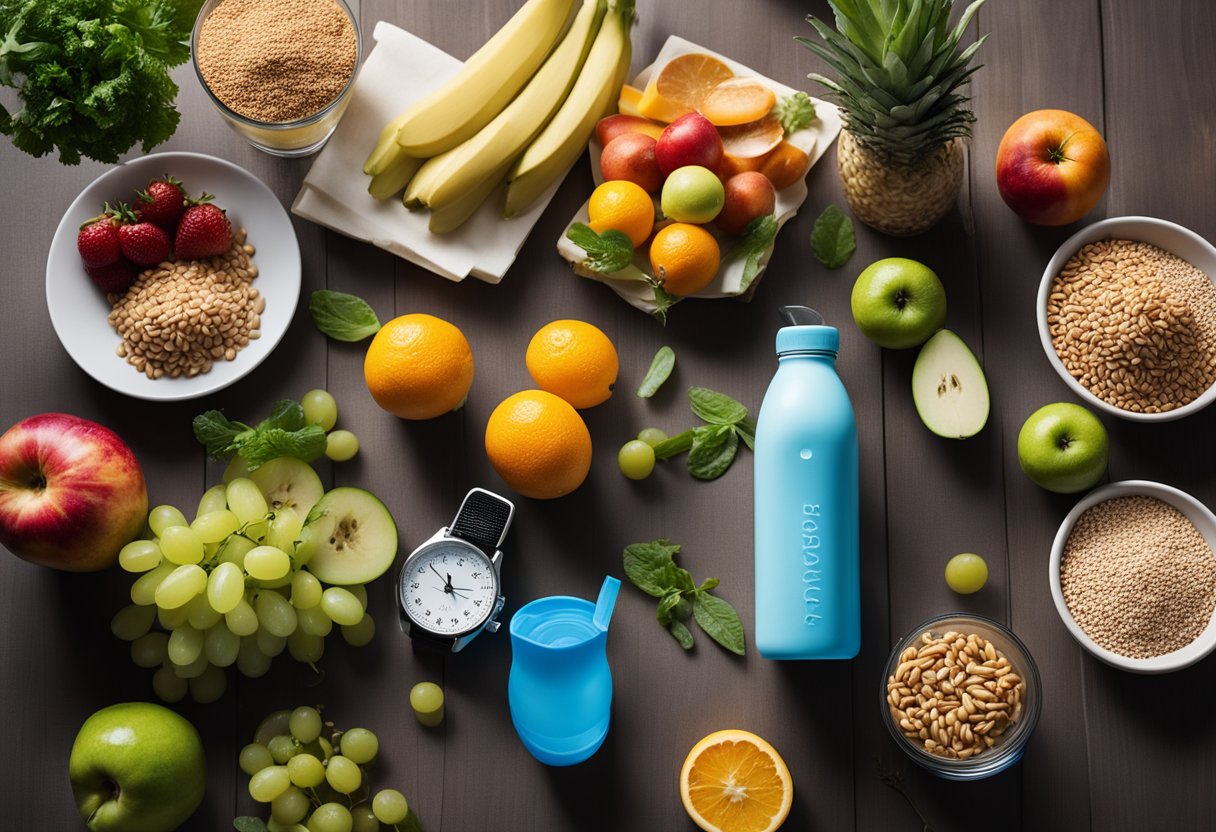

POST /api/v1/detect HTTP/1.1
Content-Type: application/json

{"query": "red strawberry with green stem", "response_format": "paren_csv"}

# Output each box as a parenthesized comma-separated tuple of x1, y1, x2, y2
(76, 206, 122, 268)
(135, 175, 186, 230)
(175, 194, 232, 260)
(113, 204, 172, 266)
(85, 260, 136, 293)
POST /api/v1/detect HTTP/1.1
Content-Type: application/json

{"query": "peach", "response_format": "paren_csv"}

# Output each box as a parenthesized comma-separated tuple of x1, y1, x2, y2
(596, 114, 664, 146)
(600, 133, 663, 194)
(995, 109, 1110, 226)
(655, 113, 724, 177)
(716, 172, 777, 236)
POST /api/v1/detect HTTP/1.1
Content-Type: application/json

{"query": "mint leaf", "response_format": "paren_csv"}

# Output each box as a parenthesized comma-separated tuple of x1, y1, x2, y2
(811, 205, 856, 269)
(735, 419, 756, 451)
(689, 387, 749, 425)
(697, 577, 720, 592)
(668, 618, 694, 649)
(258, 400, 305, 433)
(192, 411, 246, 458)
(657, 590, 683, 624)
(724, 214, 778, 292)
(239, 426, 327, 470)
(637, 346, 676, 398)
(566, 222, 634, 274)
(693, 593, 746, 655)
(652, 429, 694, 460)
(310, 290, 382, 342)
(688, 424, 739, 481)
(623, 540, 681, 597)
(234, 818, 269, 832)
(776, 91, 817, 134)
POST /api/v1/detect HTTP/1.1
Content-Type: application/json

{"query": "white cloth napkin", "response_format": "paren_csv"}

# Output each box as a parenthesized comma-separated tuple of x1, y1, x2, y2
(292, 22, 568, 283)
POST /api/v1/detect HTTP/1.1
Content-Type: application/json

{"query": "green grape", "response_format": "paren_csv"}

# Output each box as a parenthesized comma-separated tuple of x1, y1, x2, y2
(189, 663, 228, 704)
(255, 590, 299, 638)
(255, 710, 294, 745)
(152, 664, 188, 703)
(148, 504, 187, 536)
(257, 629, 287, 657)
(238, 637, 274, 678)
(219, 534, 257, 567)
(157, 603, 190, 630)
(207, 562, 247, 614)
(227, 478, 269, 525)
(372, 789, 409, 825)
(291, 571, 323, 610)
(409, 682, 445, 727)
(196, 484, 228, 517)
(268, 507, 305, 552)
(186, 593, 222, 630)
(272, 786, 311, 825)
(130, 562, 175, 606)
(308, 803, 352, 832)
(267, 821, 309, 832)
(324, 755, 362, 794)
(289, 706, 323, 744)
(159, 525, 204, 565)
(294, 529, 317, 567)
(339, 728, 378, 765)
(119, 539, 163, 573)
(349, 803, 379, 832)
(205, 623, 241, 667)
(130, 632, 169, 668)
(168, 624, 204, 666)
(154, 564, 207, 609)
(223, 454, 251, 484)
(287, 752, 326, 788)
(325, 430, 359, 462)
(226, 598, 260, 637)
(317, 736, 334, 762)
(204, 541, 220, 559)
(320, 588, 364, 627)
(297, 606, 333, 637)
(110, 604, 156, 641)
(268, 734, 299, 764)
(249, 764, 292, 803)
(340, 614, 376, 648)
(287, 630, 325, 664)
(246, 546, 292, 582)
(239, 742, 274, 776)
(945, 553, 989, 594)
(171, 650, 209, 679)
(638, 427, 668, 446)
(191, 509, 240, 544)
(617, 440, 656, 480)
(348, 584, 368, 610)
(302, 389, 338, 431)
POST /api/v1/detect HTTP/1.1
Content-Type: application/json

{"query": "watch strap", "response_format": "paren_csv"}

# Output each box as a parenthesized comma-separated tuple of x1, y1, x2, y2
(449, 488, 514, 555)
(407, 624, 456, 651)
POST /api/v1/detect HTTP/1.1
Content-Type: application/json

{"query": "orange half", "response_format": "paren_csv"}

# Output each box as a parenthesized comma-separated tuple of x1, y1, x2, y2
(719, 114, 784, 159)
(679, 729, 793, 832)
(699, 78, 777, 126)
(639, 53, 734, 124)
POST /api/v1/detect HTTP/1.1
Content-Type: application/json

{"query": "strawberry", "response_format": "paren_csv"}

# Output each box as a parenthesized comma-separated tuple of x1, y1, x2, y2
(85, 260, 136, 293)
(114, 204, 173, 266)
(135, 175, 186, 230)
(175, 195, 232, 260)
(76, 208, 121, 268)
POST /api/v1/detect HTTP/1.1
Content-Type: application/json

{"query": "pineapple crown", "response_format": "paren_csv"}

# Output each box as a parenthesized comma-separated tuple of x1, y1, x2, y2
(799, 0, 988, 163)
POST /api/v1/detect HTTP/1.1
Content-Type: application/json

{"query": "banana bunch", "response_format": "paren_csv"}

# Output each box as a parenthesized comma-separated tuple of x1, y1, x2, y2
(364, 0, 637, 234)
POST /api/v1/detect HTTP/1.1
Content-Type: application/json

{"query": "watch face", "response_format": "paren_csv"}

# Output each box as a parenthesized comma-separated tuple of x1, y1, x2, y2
(400, 541, 498, 636)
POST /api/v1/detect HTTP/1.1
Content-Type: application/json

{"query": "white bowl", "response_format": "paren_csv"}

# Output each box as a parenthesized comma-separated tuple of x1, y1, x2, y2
(46, 151, 300, 401)
(1049, 480, 1216, 673)
(1036, 216, 1216, 422)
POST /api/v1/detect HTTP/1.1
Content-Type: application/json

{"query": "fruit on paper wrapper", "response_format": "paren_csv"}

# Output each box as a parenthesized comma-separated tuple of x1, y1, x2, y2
(596, 113, 664, 145)
(649, 223, 721, 297)
(638, 52, 734, 123)
(588, 179, 655, 247)
(1016, 402, 1108, 494)
(485, 390, 592, 500)
(698, 77, 777, 127)
(0, 413, 147, 571)
(850, 258, 946, 349)
(69, 702, 205, 832)
(911, 329, 990, 439)
(656, 113, 724, 176)
(303, 488, 399, 586)
(364, 314, 474, 420)
(717, 114, 783, 160)
(716, 172, 776, 236)
(996, 109, 1110, 226)
(600, 132, 664, 193)
(757, 142, 811, 191)
(526, 320, 620, 409)
(661, 165, 725, 224)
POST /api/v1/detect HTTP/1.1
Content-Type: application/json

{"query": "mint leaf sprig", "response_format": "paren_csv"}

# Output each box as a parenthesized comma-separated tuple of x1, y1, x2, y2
(776, 91, 817, 135)
(566, 222, 634, 274)
(723, 214, 779, 292)
(623, 539, 745, 655)
(651, 387, 755, 480)
(811, 204, 856, 269)
(310, 289, 381, 342)
(193, 400, 326, 471)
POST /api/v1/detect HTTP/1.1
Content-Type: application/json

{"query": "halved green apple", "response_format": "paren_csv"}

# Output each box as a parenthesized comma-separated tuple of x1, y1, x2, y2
(302, 488, 398, 586)
(912, 329, 990, 439)
(250, 458, 325, 518)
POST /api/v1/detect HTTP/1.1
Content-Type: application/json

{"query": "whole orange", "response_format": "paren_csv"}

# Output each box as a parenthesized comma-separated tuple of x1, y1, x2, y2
(588, 180, 655, 247)
(526, 320, 619, 409)
(484, 390, 592, 500)
(364, 314, 473, 420)
(649, 223, 721, 296)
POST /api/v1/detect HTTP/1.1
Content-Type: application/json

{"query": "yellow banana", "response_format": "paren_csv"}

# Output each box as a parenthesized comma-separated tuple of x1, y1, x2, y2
(504, 0, 635, 218)
(364, 113, 411, 177)
(390, 0, 577, 158)
(368, 153, 423, 200)
(421, 0, 607, 211)
(428, 161, 513, 235)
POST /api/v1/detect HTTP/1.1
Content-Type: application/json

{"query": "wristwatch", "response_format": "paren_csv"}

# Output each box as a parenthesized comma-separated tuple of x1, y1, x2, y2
(397, 488, 514, 652)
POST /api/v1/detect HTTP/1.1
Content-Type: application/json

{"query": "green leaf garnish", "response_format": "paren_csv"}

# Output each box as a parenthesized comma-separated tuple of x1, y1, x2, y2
(776, 91, 817, 135)
(724, 214, 779, 292)
(687, 424, 739, 481)
(689, 387, 749, 425)
(566, 222, 634, 273)
(194, 401, 327, 471)
(811, 204, 856, 269)
(692, 593, 746, 655)
(623, 539, 683, 598)
(648, 387, 754, 478)
(309, 290, 382, 342)
(637, 346, 676, 398)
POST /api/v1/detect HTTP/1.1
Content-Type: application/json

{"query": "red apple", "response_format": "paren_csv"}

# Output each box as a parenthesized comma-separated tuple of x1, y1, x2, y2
(995, 109, 1110, 226)
(0, 413, 147, 571)
(600, 133, 664, 193)
(716, 172, 777, 236)
(655, 113, 724, 177)
(595, 114, 664, 146)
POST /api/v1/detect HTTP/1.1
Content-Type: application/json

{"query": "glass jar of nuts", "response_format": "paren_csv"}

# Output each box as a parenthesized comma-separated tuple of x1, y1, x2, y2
(880, 613, 1041, 780)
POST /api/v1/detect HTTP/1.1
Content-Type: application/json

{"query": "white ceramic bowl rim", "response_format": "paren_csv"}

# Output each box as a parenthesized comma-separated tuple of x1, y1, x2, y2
(1036, 216, 1216, 422)
(1048, 479, 1216, 673)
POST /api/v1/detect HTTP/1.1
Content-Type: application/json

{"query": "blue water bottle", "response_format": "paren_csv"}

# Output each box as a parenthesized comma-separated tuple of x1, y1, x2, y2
(754, 306, 860, 659)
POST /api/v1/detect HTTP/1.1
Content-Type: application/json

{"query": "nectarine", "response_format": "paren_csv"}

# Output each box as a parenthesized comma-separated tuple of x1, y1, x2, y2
(601, 133, 664, 194)
(717, 172, 776, 236)
(995, 109, 1110, 226)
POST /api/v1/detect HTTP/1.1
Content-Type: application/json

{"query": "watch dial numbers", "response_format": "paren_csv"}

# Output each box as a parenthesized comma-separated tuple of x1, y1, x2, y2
(402, 545, 498, 636)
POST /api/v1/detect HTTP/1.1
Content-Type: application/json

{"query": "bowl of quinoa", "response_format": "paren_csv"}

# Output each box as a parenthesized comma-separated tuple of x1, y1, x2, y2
(1049, 480, 1216, 673)
(1037, 216, 1216, 421)
(192, 0, 361, 156)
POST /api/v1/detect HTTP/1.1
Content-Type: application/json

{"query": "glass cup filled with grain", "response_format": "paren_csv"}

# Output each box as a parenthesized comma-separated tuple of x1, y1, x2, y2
(192, 0, 361, 156)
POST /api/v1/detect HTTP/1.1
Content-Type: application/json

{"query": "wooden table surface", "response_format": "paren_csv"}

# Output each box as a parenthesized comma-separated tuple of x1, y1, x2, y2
(3, 1, 1215, 830)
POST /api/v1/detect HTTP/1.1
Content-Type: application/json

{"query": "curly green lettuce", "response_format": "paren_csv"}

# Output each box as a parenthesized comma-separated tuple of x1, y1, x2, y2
(0, 0, 201, 165)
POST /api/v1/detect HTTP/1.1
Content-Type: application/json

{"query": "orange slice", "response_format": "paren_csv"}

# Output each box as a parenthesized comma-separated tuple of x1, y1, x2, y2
(618, 84, 644, 118)
(718, 115, 784, 160)
(717, 150, 772, 182)
(759, 141, 811, 190)
(699, 78, 777, 126)
(639, 53, 734, 124)
(680, 729, 793, 832)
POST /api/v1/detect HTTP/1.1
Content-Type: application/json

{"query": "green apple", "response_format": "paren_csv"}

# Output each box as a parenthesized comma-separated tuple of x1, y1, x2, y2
(850, 258, 947, 349)
(69, 702, 205, 832)
(1017, 402, 1109, 493)
(660, 165, 725, 224)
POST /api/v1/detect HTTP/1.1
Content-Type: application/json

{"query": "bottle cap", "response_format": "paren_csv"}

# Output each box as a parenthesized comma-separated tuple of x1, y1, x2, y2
(776, 325, 838, 356)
